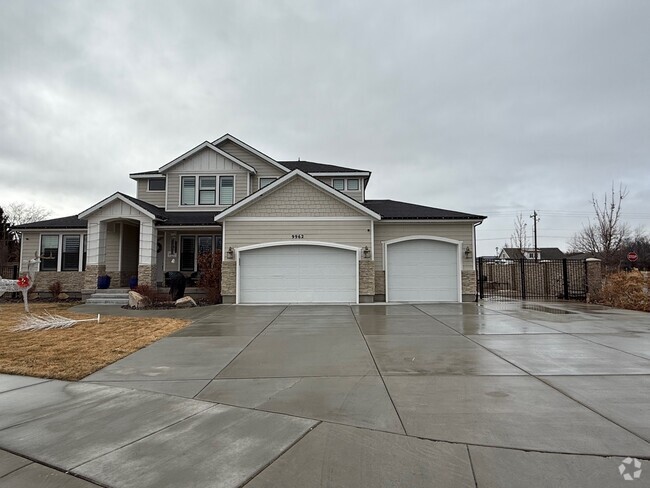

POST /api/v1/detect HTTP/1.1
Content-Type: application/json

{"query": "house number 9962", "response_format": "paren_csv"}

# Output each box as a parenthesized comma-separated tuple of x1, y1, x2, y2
(291, 234, 304, 239)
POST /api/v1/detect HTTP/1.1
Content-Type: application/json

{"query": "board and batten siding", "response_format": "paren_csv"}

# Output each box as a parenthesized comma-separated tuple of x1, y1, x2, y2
(374, 222, 475, 271)
(236, 178, 366, 218)
(224, 220, 372, 251)
(164, 147, 250, 211)
(217, 140, 286, 193)
(136, 180, 166, 207)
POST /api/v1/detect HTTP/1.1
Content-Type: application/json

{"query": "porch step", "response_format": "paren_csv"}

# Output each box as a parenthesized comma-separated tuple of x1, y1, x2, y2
(86, 290, 130, 306)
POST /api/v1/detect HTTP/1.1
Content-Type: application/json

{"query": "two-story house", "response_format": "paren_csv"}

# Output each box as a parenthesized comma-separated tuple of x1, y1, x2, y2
(14, 134, 486, 303)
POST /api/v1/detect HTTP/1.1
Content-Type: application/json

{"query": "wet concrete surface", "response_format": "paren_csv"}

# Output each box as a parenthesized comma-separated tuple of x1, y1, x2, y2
(1, 301, 649, 487)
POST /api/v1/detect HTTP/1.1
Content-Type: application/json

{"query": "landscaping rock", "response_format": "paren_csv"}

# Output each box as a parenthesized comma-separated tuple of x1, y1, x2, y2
(129, 291, 151, 309)
(175, 296, 197, 308)
(58, 293, 69, 300)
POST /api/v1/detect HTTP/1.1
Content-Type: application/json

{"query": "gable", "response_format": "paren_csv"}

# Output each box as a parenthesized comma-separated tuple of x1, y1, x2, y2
(85, 197, 152, 220)
(234, 178, 369, 218)
(216, 139, 286, 178)
(165, 147, 250, 175)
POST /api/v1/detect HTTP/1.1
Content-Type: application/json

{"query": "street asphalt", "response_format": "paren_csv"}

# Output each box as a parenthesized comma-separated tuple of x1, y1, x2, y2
(0, 301, 649, 487)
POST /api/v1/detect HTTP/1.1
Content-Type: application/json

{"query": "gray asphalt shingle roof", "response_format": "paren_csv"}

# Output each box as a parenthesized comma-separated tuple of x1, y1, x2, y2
(363, 199, 486, 220)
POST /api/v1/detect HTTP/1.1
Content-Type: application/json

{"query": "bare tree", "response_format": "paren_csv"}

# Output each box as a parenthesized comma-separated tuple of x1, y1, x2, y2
(509, 213, 530, 251)
(569, 184, 629, 268)
(5, 202, 52, 226)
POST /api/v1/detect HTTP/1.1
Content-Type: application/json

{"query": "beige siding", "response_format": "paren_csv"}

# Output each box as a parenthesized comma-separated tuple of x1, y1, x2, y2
(105, 223, 120, 273)
(314, 176, 364, 202)
(136, 180, 166, 207)
(165, 147, 250, 211)
(374, 222, 475, 271)
(217, 140, 285, 192)
(225, 220, 372, 250)
(236, 178, 367, 218)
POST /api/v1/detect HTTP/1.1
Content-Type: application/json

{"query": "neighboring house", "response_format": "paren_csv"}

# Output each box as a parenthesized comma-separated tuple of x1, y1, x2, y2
(498, 247, 566, 261)
(14, 134, 486, 303)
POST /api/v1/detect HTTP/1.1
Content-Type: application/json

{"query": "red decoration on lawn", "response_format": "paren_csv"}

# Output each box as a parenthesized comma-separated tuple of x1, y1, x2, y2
(16, 276, 31, 288)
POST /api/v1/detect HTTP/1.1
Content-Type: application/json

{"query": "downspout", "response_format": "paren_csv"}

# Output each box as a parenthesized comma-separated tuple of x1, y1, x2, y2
(473, 219, 484, 302)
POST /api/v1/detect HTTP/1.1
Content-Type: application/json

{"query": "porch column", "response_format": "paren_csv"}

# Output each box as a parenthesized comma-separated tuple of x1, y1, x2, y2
(138, 219, 157, 287)
(83, 221, 107, 289)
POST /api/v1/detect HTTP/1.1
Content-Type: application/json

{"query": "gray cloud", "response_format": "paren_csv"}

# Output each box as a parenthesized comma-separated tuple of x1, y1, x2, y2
(1, 0, 648, 253)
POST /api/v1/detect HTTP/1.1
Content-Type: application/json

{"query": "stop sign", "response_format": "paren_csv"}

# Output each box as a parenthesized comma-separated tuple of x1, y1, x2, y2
(627, 251, 639, 262)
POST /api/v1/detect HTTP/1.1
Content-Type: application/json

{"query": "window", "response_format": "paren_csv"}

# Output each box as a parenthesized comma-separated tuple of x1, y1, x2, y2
(259, 177, 276, 189)
(40, 235, 59, 271)
(148, 178, 165, 191)
(62, 235, 80, 271)
(198, 236, 213, 255)
(347, 179, 359, 191)
(199, 176, 216, 205)
(332, 178, 345, 191)
(180, 236, 195, 271)
(82, 235, 87, 270)
(181, 176, 196, 205)
(219, 176, 234, 205)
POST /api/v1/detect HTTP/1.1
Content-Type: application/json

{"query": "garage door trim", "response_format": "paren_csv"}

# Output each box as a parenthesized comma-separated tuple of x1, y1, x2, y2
(384, 235, 463, 303)
(235, 241, 361, 304)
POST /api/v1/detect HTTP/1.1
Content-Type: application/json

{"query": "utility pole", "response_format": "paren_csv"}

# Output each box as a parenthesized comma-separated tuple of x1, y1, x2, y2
(530, 210, 539, 262)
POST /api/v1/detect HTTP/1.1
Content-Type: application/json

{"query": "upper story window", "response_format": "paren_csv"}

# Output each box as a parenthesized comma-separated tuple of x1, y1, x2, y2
(332, 178, 345, 191)
(347, 179, 359, 191)
(219, 176, 234, 205)
(199, 176, 216, 205)
(181, 175, 235, 206)
(259, 177, 276, 189)
(148, 178, 166, 191)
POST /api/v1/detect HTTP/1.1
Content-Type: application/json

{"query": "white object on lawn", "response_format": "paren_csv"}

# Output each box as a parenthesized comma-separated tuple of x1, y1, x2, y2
(13, 312, 101, 332)
(0, 252, 48, 312)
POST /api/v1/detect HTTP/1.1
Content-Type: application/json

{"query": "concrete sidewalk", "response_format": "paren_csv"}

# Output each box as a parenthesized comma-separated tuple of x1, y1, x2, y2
(1, 302, 649, 487)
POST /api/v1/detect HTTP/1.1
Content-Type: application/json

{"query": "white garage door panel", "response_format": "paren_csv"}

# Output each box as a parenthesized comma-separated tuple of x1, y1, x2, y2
(387, 239, 459, 302)
(239, 245, 357, 303)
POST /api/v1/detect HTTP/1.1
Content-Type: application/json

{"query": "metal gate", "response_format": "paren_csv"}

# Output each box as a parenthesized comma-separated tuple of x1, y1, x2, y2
(477, 258, 587, 301)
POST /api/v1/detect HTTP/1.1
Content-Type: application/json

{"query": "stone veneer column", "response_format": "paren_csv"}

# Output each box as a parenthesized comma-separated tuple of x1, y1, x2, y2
(359, 260, 375, 303)
(221, 260, 236, 304)
(137, 265, 157, 287)
(461, 269, 477, 302)
(138, 219, 158, 288)
(585, 258, 603, 302)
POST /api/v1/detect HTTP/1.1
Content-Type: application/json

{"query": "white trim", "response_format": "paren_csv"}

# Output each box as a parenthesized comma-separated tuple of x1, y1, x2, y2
(78, 193, 157, 220)
(246, 174, 251, 196)
(178, 174, 236, 208)
(222, 221, 226, 261)
(163, 231, 167, 273)
(14, 228, 87, 233)
(384, 235, 463, 303)
(346, 178, 360, 191)
(19, 232, 25, 273)
(219, 174, 236, 206)
(226, 216, 371, 222)
(79, 234, 84, 272)
(308, 172, 370, 177)
(215, 170, 381, 222)
(159, 141, 257, 174)
(234, 240, 360, 305)
(129, 173, 163, 180)
(156, 225, 222, 230)
(332, 177, 345, 191)
(212, 134, 289, 174)
(147, 178, 166, 192)
(57, 235, 63, 272)
(370, 220, 375, 260)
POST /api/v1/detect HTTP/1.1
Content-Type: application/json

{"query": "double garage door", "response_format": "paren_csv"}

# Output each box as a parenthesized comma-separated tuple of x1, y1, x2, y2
(239, 245, 357, 303)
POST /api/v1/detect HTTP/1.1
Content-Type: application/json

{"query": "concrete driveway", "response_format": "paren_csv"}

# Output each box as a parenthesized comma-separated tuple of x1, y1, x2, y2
(1, 302, 649, 487)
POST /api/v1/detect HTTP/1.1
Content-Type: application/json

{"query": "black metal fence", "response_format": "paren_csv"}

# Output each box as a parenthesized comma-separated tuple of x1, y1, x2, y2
(477, 258, 588, 301)
(0, 265, 18, 280)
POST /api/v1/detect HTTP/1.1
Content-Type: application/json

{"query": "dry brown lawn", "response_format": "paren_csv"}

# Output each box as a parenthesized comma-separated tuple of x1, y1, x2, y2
(0, 302, 190, 381)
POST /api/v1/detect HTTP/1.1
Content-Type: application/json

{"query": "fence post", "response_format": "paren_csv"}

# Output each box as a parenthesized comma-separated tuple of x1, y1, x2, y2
(477, 258, 484, 299)
(562, 258, 569, 300)
(585, 258, 603, 302)
(520, 259, 526, 300)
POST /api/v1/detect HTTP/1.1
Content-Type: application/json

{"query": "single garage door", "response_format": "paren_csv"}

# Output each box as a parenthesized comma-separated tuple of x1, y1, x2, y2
(239, 245, 357, 303)
(387, 239, 459, 302)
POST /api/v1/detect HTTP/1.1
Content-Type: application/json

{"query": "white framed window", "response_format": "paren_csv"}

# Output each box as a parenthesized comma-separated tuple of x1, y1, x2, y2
(332, 178, 345, 191)
(40, 235, 59, 271)
(259, 177, 276, 189)
(148, 178, 165, 191)
(181, 176, 196, 205)
(220, 176, 234, 205)
(347, 179, 359, 191)
(62, 235, 81, 271)
(199, 176, 217, 205)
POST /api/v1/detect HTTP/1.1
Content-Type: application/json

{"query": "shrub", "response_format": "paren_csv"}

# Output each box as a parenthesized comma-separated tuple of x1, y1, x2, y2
(197, 251, 222, 304)
(594, 270, 650, 312)
(48, 281, 63, 299)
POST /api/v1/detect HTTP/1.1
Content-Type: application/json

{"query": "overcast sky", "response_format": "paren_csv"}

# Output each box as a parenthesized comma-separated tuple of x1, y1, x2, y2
(1, 0, 648, 255)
